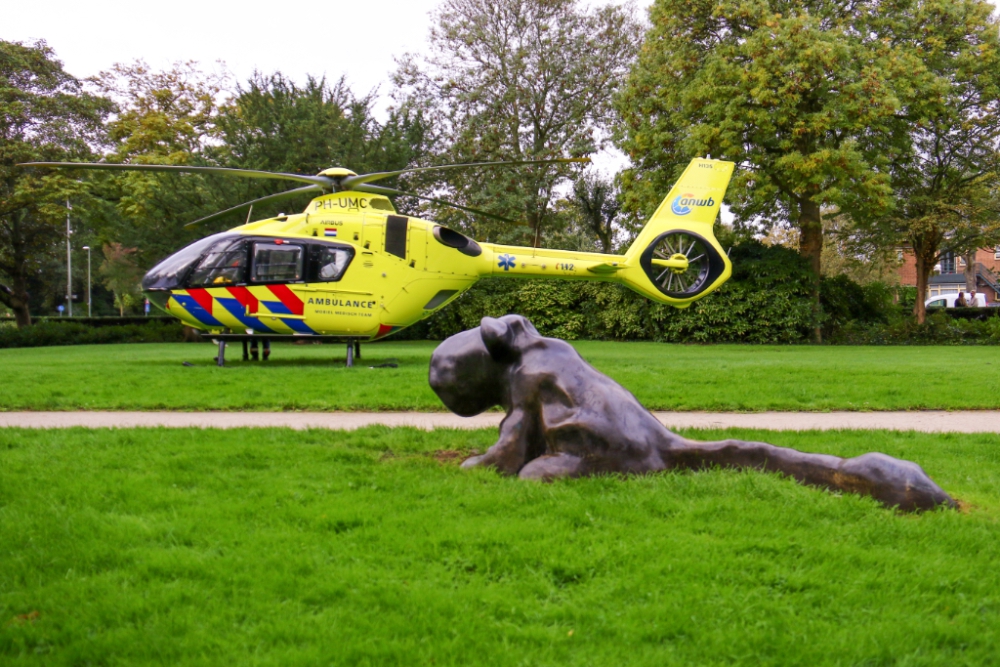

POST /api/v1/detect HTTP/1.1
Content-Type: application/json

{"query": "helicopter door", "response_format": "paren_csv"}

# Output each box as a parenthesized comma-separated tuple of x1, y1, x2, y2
(248, 241, 314, 334)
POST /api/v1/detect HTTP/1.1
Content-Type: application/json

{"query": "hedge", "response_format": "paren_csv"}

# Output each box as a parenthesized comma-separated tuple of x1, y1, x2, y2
(3, 240, 997, 347)
(0, 320, 186, 348)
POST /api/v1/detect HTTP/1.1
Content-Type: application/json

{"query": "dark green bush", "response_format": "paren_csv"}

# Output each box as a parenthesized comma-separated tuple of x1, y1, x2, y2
(405, 240, 818, 344)
(820, 275, 894, 334)
(0, 321, 185, 348)
(33, 316, 176, 328)
(825, 312, 1000, 345)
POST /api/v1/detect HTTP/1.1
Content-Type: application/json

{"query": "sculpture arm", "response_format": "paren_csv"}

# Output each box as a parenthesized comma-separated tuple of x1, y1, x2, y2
(461, 408, 537, 475)
(662, 438, 955, 512)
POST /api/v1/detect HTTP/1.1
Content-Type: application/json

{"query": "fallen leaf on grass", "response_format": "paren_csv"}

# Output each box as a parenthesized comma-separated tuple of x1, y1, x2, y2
(7, 611, 40, 626)
(433, 450, 466, 464)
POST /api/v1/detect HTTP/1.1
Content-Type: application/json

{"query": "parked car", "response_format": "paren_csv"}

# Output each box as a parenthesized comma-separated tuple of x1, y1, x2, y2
(925, 292, 988, 308)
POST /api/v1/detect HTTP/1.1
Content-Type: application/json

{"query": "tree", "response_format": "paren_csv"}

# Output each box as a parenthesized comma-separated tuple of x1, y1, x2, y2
(93, 61, 231, 266)
(394, 0, 641, 245)
(569, 172, 623, 253)
(214, 72, 430, 221)
(98, 242, 142, 315)
(865, 0, 1000, 323)
(617, 0, 918, 340)
(0, 40, 113, 327)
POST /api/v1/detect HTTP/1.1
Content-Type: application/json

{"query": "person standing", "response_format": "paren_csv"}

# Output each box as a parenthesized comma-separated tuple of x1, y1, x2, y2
(250, 338, 270, 361)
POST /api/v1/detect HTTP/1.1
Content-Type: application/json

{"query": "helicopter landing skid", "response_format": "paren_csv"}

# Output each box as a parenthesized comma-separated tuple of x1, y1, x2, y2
(203, 333, 364, 367)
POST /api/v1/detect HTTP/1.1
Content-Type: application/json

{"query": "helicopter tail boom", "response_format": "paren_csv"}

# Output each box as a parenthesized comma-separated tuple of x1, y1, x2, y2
(476, 158, 735, 307)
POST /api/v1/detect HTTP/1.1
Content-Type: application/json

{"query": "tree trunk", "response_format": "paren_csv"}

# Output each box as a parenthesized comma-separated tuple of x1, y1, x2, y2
(598, 229, 612, 254)
(0, 282, 33, 329)
(964, 252, 977, 293)
(914, 250, 932, 324)
(798, 199, 823, 343)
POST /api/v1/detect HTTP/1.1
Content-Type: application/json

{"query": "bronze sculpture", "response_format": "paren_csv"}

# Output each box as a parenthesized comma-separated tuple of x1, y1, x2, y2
(429, 315, 955, 512)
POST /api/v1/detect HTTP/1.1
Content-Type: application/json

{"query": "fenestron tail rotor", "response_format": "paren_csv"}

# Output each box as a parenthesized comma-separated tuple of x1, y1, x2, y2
(638, 230, 727, 299)
(18, 157, 590, 226)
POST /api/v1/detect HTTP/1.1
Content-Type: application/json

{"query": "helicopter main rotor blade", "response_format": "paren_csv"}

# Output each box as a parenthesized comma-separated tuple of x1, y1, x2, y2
(184, 184, 324, 228)
(354, 183, 518, 223)
(18, 162, 334, 188)
(341, 157, 591, 190)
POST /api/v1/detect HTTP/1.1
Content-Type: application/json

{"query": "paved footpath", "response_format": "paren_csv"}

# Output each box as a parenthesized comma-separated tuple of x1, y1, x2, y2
(1, 411, 998, 433)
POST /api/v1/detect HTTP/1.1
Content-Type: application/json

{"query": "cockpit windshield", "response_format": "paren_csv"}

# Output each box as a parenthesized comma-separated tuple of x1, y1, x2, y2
(142, 233, 243, 291)
(143, 232, 356, 294)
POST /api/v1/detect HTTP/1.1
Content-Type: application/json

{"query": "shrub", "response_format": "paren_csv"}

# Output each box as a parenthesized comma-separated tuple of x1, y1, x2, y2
(408, 240, 818, 344)
(0, 321, 186, 348)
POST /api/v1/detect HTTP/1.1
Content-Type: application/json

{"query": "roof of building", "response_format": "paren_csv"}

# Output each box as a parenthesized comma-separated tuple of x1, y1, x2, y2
(929, 274, 966, 285)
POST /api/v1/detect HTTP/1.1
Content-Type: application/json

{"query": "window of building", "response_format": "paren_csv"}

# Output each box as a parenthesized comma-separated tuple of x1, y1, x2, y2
(940, 251, 956, 274)
(896, 249, 904, 262)
(995, 246, 1000, 259)
(252, 243, 303, 283)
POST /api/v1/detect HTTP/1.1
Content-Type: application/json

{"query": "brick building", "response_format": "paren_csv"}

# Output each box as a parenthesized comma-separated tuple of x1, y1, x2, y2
(897, 246, 1000, 303)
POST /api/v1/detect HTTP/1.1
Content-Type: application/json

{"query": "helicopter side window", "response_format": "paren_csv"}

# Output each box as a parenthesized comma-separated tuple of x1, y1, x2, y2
(307, 245, 353, 282)
(187, 244, 248, 287)
(252, 243, 303, 283)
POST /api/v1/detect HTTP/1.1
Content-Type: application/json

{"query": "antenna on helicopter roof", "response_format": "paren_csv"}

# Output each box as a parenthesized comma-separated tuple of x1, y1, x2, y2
(244, 205, 253, 226)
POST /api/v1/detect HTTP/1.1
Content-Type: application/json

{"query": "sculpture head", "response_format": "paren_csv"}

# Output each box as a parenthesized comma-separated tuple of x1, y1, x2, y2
(428, 314, 539, 416)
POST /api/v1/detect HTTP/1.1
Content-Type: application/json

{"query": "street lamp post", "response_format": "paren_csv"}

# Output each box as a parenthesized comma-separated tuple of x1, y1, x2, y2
(66, 200, 72, 317)
(82, 246, 92, 317)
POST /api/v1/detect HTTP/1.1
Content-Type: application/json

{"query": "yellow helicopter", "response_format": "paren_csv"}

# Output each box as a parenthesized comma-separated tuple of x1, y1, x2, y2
(21, 157, 734, 365)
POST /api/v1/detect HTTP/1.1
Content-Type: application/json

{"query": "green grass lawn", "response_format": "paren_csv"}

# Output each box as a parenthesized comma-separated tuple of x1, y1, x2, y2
(1, 341, 999, 411)
(2, 426, 999, 665)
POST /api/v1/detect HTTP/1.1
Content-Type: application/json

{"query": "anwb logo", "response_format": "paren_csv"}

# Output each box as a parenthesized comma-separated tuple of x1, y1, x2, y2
(671, 193, 715, 216)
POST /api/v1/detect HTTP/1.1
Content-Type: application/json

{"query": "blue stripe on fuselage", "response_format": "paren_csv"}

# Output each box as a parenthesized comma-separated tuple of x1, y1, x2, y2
(215, 297, 276, 333)
(172, 294, 224, 327)
(260, 300, 316, 334)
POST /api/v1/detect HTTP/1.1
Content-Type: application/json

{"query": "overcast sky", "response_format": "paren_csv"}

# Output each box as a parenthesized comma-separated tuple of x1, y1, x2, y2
(4, 1, 645, 102)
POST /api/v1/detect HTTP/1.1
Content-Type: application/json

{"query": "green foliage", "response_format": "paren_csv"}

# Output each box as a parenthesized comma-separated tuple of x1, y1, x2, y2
(616, 0, 904, 232)
(413, 242, 998, 346)
(414, 241, 816, 344)
(0, 319, 184, 348)
(394, 0, 641, 244)
(0, 39, 114, 327)
(819, 275, 893, 334)
(897, 285, 919, 312)
(854, 0, 1000, 323)
(568, 171, 625, 253)
(647, 242, 815, 344)
(92, 61, 230, 265)
(827, 311, 1000, 345)
(98, 242, 142, 315)
(213, 73, 431, 220)
(3, 427, 1000, 664)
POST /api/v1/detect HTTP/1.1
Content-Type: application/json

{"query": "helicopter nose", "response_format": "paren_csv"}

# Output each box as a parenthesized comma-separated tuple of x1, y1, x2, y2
(144, 289, 171, 312)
